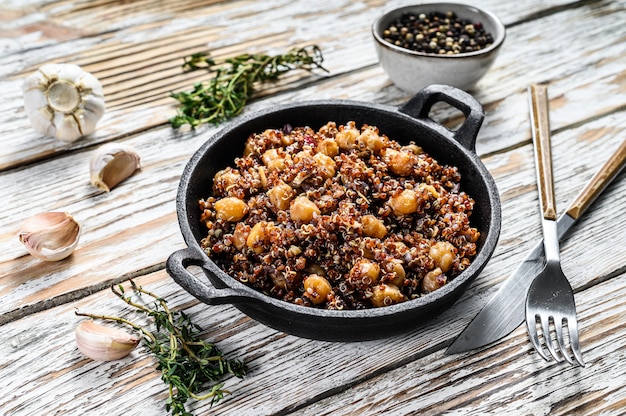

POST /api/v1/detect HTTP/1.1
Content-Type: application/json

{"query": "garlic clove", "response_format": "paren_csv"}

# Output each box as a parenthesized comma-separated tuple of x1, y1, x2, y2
(56, 62, 86, 82)
(55, 113, 82, 143)
(23, 63, 106, 142)
(18, 212, 81, 261)
(90, 142, 141, 192)
(80, 95, 106, 133)
(75, 320, 140, 361)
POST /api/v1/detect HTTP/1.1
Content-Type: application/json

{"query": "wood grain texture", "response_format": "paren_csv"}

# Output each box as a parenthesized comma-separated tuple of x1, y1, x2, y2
(2, 0, 625, 169)
(292, 272, 626, 416)
(1, 259, 625, 415)
(528, 84, 557, 220)
(565, 139, 626, 219)
(1, 0, 625, 415)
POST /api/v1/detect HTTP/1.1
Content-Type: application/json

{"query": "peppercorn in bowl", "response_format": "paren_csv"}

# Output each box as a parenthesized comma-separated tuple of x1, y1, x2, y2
(372, 3, 506, 93)
(167, 85, 501, 341)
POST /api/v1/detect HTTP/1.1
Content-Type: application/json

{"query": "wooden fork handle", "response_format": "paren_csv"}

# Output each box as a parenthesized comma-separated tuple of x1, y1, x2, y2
(565, 139, 626, 219)
(528, 84, 557, 220)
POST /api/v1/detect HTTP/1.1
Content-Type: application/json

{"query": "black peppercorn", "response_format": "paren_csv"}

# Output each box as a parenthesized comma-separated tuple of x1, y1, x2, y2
(382, 11, 494, 54)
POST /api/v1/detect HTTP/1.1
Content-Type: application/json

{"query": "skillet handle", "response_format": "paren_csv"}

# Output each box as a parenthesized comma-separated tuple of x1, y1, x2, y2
(399, 84, 484, 152)
(166, 246, 262, 305)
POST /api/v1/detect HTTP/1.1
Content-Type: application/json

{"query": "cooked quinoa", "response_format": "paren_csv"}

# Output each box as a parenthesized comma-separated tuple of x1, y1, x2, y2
(199, 121, 480, 310)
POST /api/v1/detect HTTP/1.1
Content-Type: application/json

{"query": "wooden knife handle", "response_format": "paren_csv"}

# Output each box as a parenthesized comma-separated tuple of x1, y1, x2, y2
(528, 84, 557, 220)
(566, 139, 626, 220)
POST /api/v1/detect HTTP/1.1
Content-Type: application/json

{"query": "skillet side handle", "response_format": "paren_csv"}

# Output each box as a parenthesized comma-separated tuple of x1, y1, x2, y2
(166, 246, 256, 305)
(399, 84, 485, 152)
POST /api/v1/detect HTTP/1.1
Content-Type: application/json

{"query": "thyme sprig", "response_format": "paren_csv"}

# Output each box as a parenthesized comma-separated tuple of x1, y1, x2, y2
(76, 280, 246, 416)
(169, 44, 327, 128)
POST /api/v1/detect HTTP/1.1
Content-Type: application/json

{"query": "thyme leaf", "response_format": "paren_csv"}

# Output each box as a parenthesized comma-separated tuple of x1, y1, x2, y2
(76, 280, 246, 416)
(169, 44, 327, 128)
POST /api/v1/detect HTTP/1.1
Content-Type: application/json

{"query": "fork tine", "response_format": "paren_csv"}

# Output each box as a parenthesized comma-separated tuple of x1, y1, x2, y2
(568, 317, 586, 367)
(542, 316, 563, 362)
(527, 314, 550, 361)
(555, 317, 573, 365)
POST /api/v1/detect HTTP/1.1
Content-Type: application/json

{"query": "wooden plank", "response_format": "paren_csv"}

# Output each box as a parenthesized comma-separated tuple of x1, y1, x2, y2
(0, 0, 238, 47)
(2, 0, 623, 170)
(291, 271, 626, 416)
(1, 254, 624, 415)
(0, 0, 578, 45)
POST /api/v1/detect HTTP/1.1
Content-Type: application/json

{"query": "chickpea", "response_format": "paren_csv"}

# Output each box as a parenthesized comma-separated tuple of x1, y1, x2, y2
(357, 127, 386, 153)
(267, 182, 295, 211)
(246, 221, 273, 254)
(383, 148, 416, 176)
(232, 222, 249, 251)
(313, 152, 336, 179)
(242, 140, 255, 157)
(370, 284, 406, 307)
(418, 183, 440, 198)
(349, 259, 380, 286)
(317, 194, 338, 213)
(257, 166, 268, 188)
(294, 149, 314, 162)
(287, 245, 302, 257)
(362, 214, 387, 239)
(281, 132, 295, 146)
(290, 195, 320, 223)
(303, 274, 332, 305)
(385, 241, 409, 256)
(262, 128, 281, 142)
(261, 147, 279, 162)
(429, 241, 456, 273)
(336, 125, 359, 150)
(359, 238, 377, 260)
(402, 144, 423, 154)
(386, 258, 406, 287)
(262, 148, 288, 171)
(422, 267, 446, 293)
(213, 168, 240, 192)
(389, 189, 419, 216)
(317, 138, 339, 157)
(214, 197, 248, 222)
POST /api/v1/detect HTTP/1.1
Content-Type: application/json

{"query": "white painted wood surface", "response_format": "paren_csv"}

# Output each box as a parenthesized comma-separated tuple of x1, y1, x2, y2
(1, 0, 625, 415)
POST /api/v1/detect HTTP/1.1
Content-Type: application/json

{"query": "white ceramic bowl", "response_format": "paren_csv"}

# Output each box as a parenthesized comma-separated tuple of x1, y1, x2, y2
(372, 3, 506, 93)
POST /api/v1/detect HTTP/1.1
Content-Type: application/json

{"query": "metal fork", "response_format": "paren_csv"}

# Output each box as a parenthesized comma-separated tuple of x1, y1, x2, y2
(525, 84, 584, 366)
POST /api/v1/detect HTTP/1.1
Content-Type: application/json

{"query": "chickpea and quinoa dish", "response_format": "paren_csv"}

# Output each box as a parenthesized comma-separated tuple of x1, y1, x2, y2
(199, 121, 480, 310)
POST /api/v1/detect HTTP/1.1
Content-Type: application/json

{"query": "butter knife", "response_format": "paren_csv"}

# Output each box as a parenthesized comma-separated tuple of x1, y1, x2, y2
(446, 138, 626, 355)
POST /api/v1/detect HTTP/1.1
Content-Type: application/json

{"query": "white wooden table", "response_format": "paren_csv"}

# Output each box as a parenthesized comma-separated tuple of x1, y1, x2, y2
(1, 1, 625, 415)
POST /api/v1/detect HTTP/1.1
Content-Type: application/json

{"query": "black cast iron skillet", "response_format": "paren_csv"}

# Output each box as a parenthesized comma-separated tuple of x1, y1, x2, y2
(166, 84, 501, 341)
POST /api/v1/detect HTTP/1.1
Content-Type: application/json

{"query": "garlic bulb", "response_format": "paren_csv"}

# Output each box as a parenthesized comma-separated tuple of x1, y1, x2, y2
(90, 142, 141, 192)
(23, 63, 105, 142)
(75, 320, 140, 361)
(18, 212, 81, 261)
